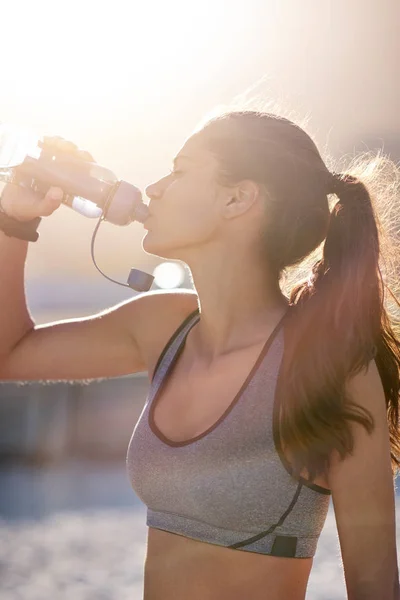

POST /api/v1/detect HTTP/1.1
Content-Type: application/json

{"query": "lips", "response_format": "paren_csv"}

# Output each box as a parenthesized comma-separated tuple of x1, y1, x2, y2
(143, 216, 153, 229)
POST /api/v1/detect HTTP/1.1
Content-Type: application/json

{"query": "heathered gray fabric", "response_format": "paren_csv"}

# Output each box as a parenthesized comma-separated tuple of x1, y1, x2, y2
(126, 308, 331, 558)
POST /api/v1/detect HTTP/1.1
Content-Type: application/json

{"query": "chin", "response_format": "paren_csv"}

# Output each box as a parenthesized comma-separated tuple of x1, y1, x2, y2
(141, 232, 180, 261)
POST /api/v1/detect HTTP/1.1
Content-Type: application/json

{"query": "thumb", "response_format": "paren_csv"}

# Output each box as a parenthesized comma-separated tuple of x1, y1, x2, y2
(39, 187, 64, 216)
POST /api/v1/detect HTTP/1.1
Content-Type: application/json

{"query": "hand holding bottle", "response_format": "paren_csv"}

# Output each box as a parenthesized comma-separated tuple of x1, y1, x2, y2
(0, 136, 95, 222)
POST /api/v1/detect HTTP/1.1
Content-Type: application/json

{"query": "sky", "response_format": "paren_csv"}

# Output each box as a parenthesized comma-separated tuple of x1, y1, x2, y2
(1, 0, 399, 291)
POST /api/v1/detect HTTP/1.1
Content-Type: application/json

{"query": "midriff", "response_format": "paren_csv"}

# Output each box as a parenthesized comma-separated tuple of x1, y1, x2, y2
(143, 528, 313, 600)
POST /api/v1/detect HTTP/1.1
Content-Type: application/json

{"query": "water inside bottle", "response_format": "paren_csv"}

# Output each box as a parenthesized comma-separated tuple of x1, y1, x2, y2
(0, 123, 41, 169)
(0, 123, 42, 191)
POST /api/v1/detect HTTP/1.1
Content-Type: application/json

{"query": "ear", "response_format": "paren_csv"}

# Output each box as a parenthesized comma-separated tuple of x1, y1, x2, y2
(223, 180, 261, 219)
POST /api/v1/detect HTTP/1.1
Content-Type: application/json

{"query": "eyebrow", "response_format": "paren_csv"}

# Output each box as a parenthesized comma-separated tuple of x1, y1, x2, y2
(173, 155, 193, 167)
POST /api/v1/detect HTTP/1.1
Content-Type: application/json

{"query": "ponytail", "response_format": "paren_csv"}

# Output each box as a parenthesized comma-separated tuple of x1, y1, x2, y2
(281, 173, 400, 482)
(198, 109, 400, 484)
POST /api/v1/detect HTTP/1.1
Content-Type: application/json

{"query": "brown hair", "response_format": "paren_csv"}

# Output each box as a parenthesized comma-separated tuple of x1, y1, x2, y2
(198, 110, 400, 482)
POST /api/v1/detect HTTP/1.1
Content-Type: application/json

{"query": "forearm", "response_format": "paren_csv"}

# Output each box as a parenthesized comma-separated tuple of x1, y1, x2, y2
(393, 566, 400, 600)
(348, 570, 400, 600)
(0, 232, 35, 361)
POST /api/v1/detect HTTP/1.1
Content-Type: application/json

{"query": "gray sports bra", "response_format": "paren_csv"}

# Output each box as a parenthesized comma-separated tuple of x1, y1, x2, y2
(126, 307, 331, 558)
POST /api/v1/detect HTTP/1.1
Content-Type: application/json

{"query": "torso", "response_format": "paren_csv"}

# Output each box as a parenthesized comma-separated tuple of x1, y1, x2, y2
(141, 307, 329, 600)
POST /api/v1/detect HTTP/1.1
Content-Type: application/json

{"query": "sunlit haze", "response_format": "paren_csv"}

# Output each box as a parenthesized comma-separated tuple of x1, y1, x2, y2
(1, 0, 399, 298)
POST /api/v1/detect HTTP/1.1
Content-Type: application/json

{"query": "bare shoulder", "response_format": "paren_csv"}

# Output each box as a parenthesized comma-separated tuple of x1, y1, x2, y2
(0, 285, 198, 384)
(127, 288, 199, 379)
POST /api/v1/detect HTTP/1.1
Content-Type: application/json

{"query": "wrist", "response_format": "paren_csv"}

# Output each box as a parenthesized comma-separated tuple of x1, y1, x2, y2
(0, 193, 42, 242)
(0, 192, 33, 223)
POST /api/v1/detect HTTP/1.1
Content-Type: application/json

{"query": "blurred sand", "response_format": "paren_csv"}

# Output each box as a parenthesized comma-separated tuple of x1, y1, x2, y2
(0, 461, 398, 600)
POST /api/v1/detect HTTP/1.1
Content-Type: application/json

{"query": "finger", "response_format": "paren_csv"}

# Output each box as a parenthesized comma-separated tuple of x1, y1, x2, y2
(38, 187, 64, 216)
(42, 135, 66, 147)
(42, 136, 94, 161)
(43, 136, 78, 153)
(45, 187, 64, 201)
(76, 149, 94, 162)
(56, 139, 78, 153)
(39, 199, 62, 216)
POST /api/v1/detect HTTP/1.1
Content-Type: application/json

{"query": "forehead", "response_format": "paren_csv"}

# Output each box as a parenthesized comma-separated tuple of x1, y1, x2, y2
(174, 134, 215, 167)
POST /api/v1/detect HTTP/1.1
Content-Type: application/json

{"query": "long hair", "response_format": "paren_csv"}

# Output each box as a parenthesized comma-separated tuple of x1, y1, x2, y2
(198, 110, 400, 482)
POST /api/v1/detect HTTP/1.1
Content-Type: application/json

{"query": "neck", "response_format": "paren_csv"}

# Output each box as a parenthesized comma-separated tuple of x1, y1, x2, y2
(185, 245, 289, 367)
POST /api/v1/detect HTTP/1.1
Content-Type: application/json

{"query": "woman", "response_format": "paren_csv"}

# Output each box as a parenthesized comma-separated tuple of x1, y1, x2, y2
(0, 110, 399, 599)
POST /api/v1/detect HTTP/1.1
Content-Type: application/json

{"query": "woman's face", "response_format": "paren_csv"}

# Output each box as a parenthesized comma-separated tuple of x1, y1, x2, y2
(143, 134, 227, 261)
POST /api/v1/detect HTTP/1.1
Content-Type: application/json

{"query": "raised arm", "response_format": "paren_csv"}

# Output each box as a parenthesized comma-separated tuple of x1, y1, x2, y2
(0, 138, 199, 383)
(0, 286, 199, 383)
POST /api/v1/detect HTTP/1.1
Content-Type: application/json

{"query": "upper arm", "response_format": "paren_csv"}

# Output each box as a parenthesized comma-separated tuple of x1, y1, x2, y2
(327, 359, 399, 598)
(0, 289, 199, 383)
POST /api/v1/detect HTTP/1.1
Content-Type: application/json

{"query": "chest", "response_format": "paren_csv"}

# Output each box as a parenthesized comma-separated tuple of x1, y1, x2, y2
(146, 338, 330, 491)
(150, 343, 266, 444)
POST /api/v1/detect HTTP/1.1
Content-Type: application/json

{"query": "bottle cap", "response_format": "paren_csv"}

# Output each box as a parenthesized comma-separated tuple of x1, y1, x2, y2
(127, 268, 154, 292)
(134, 202, 150, 223)
(105, 181, 143, 226)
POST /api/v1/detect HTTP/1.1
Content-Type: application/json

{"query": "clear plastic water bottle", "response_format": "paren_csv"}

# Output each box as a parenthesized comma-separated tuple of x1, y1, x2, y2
(0, 123, 149, 225)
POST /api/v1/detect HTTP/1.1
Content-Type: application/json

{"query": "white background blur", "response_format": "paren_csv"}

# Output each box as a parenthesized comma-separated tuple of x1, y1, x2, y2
(0, 1, 399, 598)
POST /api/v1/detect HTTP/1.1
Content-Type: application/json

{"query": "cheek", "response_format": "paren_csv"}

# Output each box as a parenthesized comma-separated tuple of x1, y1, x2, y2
(180, 200, 214, 232)
(142, 190, 218, 253)
(151, 206, 215, 242)
(166, 180, 217, 230)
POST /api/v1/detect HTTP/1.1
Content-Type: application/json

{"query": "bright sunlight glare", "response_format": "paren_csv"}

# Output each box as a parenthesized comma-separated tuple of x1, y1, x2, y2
(0, 0, 285, 279)
(0, 0, 232, 124)
(153, 262, 185, 289)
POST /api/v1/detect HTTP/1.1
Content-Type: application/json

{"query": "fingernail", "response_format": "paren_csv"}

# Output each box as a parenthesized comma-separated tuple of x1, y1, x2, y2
(51, 189, 64, 200)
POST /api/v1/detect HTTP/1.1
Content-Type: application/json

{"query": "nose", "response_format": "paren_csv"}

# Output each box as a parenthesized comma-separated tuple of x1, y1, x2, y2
(145, 180, 162, 200)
